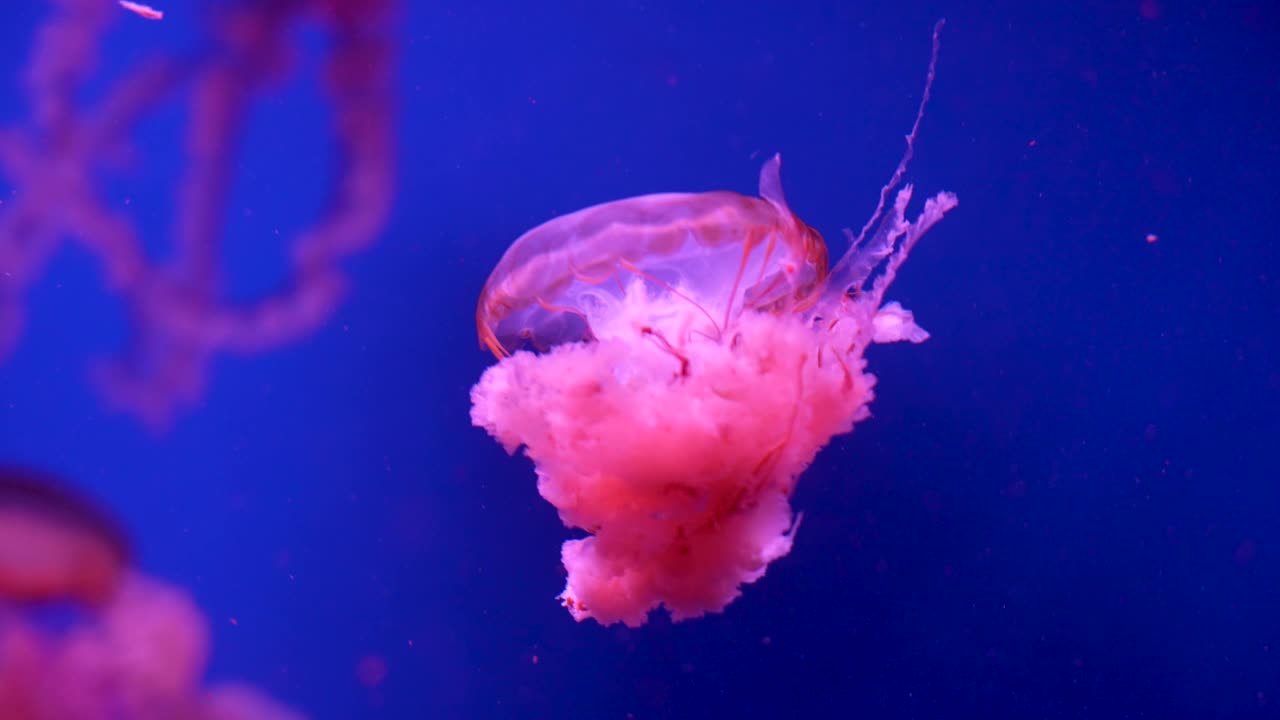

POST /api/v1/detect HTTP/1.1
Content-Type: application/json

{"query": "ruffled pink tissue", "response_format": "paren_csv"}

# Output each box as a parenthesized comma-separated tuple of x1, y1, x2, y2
(473, 305, 902, 626)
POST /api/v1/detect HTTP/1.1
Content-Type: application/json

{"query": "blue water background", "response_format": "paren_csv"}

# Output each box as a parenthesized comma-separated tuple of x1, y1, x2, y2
(1, 1, 1276, 718)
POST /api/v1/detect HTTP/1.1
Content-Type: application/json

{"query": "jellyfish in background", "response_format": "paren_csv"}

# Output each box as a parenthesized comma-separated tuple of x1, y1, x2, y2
(471, 22, 956, 628)
(0, 0, 397, 429)
(0, 465, 303, 719)
(0, 466, 131, 608)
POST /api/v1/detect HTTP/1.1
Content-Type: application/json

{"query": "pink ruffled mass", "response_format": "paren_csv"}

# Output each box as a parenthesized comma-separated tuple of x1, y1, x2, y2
(476, 306, 877, 626)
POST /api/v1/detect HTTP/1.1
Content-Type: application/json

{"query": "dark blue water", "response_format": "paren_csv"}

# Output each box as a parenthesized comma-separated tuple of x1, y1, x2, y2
(1, 1, 1276, 718)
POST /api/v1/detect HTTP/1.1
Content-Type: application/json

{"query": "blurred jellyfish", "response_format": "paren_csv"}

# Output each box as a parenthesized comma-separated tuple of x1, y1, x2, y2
(0, 465, 303, 719)
(471, 22, 956, 627)
(0, 0, 397, 429)
(0, 465, 131, 608)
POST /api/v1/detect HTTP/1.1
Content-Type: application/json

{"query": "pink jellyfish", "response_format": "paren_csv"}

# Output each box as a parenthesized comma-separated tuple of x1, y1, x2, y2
(471, 22, 957, 627)
(0, 466, 131, 608)
(0, 465, 303, 719)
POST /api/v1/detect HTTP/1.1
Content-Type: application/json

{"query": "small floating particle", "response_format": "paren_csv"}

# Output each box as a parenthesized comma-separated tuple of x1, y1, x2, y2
(119, 1, 164, 20)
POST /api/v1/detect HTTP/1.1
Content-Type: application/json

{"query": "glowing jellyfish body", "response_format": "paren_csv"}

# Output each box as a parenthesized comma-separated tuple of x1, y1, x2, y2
(472, 25, 955, 628)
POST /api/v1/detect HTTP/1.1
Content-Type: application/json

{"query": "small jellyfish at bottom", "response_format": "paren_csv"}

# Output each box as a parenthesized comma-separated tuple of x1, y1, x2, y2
(471, 22, 956, 629)
(0, 465, 303, 719)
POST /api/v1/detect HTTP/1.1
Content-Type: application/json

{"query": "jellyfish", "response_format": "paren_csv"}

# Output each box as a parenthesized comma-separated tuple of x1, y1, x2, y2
(471, 21, 956, 628)
(0, 465, 303, 719)
(0, 465, 131, 608)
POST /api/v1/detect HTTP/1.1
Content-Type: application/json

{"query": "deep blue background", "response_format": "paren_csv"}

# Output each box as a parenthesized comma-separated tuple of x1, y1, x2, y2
(2, 1, 1277, 718)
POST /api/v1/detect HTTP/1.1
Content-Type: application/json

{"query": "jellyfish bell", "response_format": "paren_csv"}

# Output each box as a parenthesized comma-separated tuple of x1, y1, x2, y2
(472, 22, 955, 628)
(476, 153, 828, 359)
(0, 466, 132, 608)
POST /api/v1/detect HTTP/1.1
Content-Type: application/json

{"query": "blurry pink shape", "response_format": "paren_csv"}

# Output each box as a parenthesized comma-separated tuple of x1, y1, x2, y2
(119, 1, 164, 21)
(355, 654, 388, 688)
(0, 0, 397, 429)
(472, 23, 954, 627)
(0, 464, 132, 607)
(0, 573, 303, 719)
